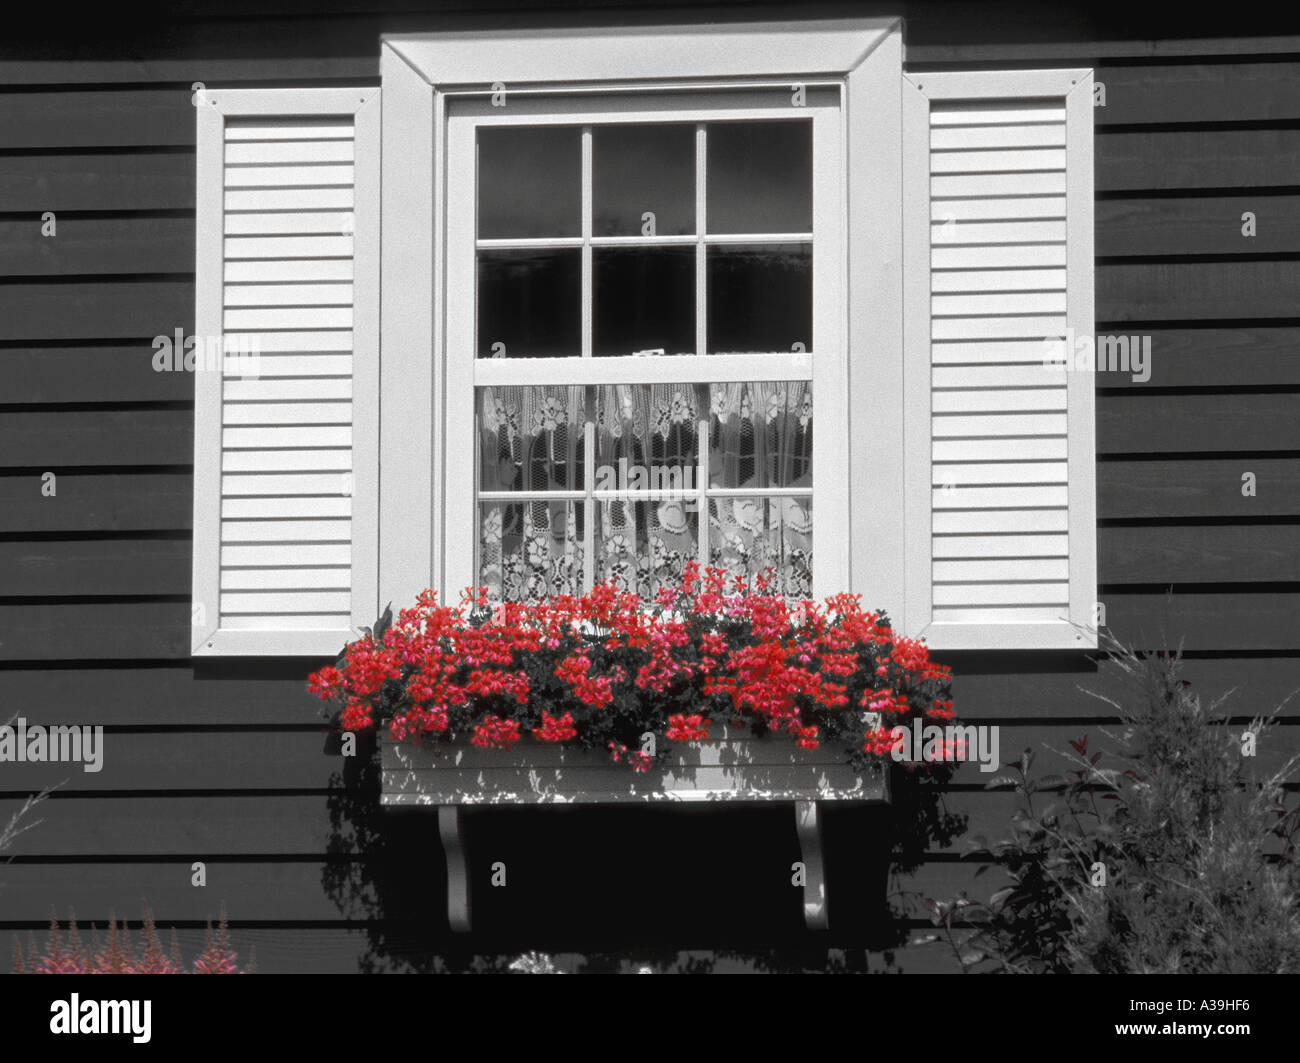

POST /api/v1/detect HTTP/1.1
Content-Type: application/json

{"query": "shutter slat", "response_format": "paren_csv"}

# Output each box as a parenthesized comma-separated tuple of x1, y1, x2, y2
(932, 314, 1065, 340)
(220, 519, 351, 542)
(931, 147, 1066, 173)
(224, 140, 355, 165)
(222, 543, 351, 566)
(222, 449, 351, 473)
(932, 437, 1068, 462)
(932, 220, 1067, 244)
(222, 401, 352, 426)
(225, 164, 354, 188)
(223, 472, 352, 495)
(933, 292, 1066, 316)
(225, 119, 353, 141)
(931, 605, 1067, 624)
(225, 259, 354, 282)
(229, 354, 352, 377)
(224, 307, 353, 330)
(933, 172, 1067, 197)
(931, 197, 1066, 222)
(932, 509, 1068, 534)
(226, 213, 355, 236)
(225, 188, 354, 211)
(221, 591, 352, 614)
(933, 413, 1067, 437)
(226, 283, 353, 307)
(221, 567, 350, 590)
(221, 614, 351, 631)
(224, 235, 354, 259)
(222, 496, 352, 519)
(932, 388, 1066, 414)
(930, 123, 1066, 150)
(934, 485, 1069, 509)
(223, 425, 352, 448)
(933, 245, 1067, 269)
(227, 330, 353, 353)
(934, 558, 1070, 583)
(223, 378, 353, 401)
(933, 461, 1067, 485)
(932, 365, 1063, 389)
(933, 534, 1068, 559)
(930, 105, 1066, 126)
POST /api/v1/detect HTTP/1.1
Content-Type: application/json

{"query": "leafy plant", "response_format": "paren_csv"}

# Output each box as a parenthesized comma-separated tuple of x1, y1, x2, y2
(916, 632, 1300, 973)
(14, 903, 254, 974)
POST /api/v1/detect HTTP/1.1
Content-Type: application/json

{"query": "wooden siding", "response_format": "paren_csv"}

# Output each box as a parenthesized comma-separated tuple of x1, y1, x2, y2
(0, 1, 1297, 973)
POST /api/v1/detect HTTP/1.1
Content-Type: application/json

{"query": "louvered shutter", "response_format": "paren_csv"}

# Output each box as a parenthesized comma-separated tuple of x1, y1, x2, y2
(902, 70, 1096, 650)
(192, 88, 379, 655)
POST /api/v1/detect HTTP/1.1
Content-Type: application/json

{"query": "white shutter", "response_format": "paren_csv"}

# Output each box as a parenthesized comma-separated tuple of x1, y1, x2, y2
(902, 70, 1096, 650)
(193, 88, 379, 655)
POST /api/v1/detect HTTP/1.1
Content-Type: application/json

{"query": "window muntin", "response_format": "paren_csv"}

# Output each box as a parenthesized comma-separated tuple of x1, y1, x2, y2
(445, 93, 845, 602)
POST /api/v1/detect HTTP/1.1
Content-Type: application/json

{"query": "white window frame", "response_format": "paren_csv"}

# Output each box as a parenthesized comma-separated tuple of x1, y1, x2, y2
(444, 94, 844, 599)
(379, 19, 905, 614)
(900, 69, 1097, 649)
(192, 87, 381, 655)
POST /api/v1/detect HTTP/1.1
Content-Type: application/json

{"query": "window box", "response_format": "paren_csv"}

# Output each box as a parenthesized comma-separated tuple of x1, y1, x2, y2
(380, 726, 888, 931)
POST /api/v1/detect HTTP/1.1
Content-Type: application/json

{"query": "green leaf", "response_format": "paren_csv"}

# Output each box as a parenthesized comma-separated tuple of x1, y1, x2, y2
(988, 886, 1016, 911)
(372, 602, 393, 642)
(984, 774, 1020, 790)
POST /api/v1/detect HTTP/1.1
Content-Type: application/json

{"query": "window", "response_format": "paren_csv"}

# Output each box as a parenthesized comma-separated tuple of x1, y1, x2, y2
(380, 20, 903, 623)
(443, 95, 845, 601)
(190, 19, 1099, 654)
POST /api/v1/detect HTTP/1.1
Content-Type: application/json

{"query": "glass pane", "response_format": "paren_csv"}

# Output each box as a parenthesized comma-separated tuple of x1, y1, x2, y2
(593, 382, 704, 489)
(480, 500, 584, 602)
(709, 496, 812, 597)
(478, 126, 581, 239)
(594, 498, 699, 598)
(593, 123, 695, 237)
(593, 246, 695, 357)
(707, 244, 811, 354)
(478, 386, 586, 492)
(708, 381, 812, 489)
(707, 120, 812, 235)
(477, 249, 581, 358)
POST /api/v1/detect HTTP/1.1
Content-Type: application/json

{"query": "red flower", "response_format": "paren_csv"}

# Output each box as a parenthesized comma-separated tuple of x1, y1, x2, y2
(533, 711, 578, 743)
(666, 713, 709, 742)
(470, 714, 521, 750)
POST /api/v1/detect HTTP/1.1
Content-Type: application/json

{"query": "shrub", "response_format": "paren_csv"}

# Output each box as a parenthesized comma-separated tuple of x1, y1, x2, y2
(919, 632, 1300, 973)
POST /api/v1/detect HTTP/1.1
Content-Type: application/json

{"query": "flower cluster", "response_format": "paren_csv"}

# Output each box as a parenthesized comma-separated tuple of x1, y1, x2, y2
(308, 564, 957, 774)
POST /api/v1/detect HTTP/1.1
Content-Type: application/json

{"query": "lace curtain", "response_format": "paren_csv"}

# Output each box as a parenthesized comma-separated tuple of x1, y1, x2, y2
(477, 381, 812, 600)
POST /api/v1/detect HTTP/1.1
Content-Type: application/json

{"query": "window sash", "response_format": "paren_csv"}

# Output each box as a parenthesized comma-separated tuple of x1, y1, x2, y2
(444, 95, 846, 600)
